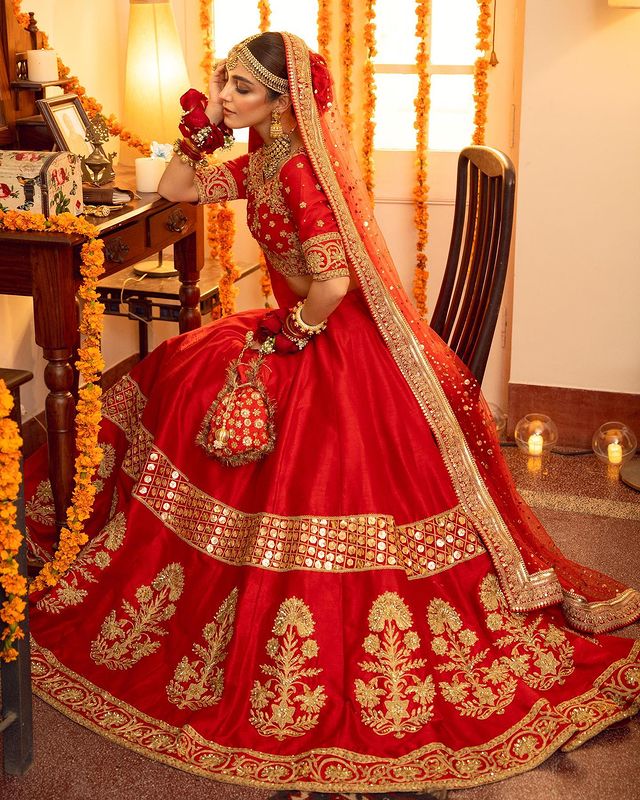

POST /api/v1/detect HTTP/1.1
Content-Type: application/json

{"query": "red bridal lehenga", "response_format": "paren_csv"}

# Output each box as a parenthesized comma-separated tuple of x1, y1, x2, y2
(24, 34, 640, 793)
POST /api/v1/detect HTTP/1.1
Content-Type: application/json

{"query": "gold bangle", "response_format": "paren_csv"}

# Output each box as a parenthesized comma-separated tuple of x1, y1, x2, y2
(292, 301, 327, 335)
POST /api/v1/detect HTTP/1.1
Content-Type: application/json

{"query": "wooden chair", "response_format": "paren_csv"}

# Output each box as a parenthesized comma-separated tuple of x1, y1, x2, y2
(0, 368, 33, 775)
(430, 145, 516, 384)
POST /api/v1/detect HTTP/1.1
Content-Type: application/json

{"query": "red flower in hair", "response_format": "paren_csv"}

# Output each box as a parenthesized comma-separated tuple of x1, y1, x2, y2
(309, 52, 333, 113)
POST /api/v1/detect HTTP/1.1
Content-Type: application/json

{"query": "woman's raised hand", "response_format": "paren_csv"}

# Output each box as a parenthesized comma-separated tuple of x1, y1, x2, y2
(206, 61, 227, 125)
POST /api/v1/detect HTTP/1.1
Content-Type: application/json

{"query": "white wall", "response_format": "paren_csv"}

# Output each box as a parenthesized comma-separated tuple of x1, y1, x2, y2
(511, 0, 640, 393)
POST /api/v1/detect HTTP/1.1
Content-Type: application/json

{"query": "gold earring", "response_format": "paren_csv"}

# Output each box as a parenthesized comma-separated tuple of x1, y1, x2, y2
(270, 108, 284, 139)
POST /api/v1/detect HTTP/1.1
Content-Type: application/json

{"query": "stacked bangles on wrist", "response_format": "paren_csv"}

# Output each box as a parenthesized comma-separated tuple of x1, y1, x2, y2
(174, 88, 235, 169)
(255, 300, 328, 355)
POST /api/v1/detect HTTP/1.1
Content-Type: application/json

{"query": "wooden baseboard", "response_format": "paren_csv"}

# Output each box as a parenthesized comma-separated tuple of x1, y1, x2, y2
(508, 383, 640, 449)
(22, 354, 141, 459)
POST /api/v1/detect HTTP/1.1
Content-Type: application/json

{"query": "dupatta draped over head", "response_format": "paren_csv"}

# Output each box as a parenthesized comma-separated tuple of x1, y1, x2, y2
(275, 32, 638, 633)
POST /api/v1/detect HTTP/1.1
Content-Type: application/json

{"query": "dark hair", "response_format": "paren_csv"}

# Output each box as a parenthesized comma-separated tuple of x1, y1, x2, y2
(245, 32, 288, 100)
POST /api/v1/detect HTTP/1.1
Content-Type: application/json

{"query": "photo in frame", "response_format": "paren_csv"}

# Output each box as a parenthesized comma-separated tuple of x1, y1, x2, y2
(36, 93, 106, 161)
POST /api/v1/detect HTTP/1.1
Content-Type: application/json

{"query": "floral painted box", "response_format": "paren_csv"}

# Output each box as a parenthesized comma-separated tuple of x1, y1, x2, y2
(0, 150, 83, 217)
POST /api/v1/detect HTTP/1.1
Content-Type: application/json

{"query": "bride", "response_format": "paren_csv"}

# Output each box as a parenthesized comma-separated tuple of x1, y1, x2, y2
(25, 31, 640, 794)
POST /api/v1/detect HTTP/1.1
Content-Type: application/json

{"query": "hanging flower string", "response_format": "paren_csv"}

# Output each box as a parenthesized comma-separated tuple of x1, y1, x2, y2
(413, 0, 432, 317)
(0, 379, 26, 663)
(199, 0, 214, 78)
(472, 0, 492, 145)
(317, 0, 332, 68)
(12, 0, 150, 155)
(362, 0, 377, 200)
(0, 211, 106, 596)
(256, 0, 274, 306)
(341, 0, 354, 133)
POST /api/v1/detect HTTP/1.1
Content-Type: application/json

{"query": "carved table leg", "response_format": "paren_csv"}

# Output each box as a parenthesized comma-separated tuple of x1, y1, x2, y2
(174, 204, 204, 333)
(32, 243, 78, 530)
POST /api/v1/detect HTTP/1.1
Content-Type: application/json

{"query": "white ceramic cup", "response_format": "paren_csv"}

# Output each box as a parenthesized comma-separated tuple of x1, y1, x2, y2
(26, 49, 58, 83)
(135, 157, 167, 193)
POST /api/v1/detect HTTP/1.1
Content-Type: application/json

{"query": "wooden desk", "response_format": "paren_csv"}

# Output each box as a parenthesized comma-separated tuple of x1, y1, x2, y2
(0, 195, 204, 529)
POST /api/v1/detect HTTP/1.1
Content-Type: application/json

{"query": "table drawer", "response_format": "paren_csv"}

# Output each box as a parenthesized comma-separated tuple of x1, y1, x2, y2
(149, 203, 196, 250)
(102, 219, 148, 268)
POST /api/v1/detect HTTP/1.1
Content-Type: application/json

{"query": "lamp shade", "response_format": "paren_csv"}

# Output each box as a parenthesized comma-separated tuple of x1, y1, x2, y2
(123, 0, 190, 148)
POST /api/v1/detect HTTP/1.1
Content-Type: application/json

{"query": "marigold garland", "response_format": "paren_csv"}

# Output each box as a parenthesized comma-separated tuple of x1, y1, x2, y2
(12, 0, 150, 155)
(412, 0, 432, 318)
(473, 0, 492, 145)
(258, 0, 271, 32)
(317, 0, 332, 68)
(340, 0, 354, 133)
(199, 0, 214, 80)
(0, 211, 106, 597)
(0, 379, 26, 663)
(362, 0, 377, 200)
(216, 204, 241, 316)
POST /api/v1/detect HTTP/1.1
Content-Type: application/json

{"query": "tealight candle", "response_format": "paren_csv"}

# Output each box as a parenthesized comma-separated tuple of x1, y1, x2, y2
(135, 157, 167, 193)
(26, 49, 58, 83)
(607, 442, 623, 465)
(528, 433, 543, 456)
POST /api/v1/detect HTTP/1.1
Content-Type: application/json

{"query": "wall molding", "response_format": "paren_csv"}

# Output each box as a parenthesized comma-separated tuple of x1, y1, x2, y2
(508, 382, 640, 449)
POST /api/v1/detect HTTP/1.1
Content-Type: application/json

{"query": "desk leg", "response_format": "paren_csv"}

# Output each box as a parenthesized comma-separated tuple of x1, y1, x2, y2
(174, 205, 204, 333)
(32, 244, 77, 530)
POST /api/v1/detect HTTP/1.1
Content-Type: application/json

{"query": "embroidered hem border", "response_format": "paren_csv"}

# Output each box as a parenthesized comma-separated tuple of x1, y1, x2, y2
(30, 639, 640, 792)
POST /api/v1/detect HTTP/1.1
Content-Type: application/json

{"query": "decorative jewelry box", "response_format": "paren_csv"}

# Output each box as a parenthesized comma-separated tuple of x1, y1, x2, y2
(0, 150, 84, 217)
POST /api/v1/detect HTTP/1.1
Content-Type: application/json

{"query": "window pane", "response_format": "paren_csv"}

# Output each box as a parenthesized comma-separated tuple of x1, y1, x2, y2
(373, 73, 419, 151)
(271, 1, 318, 50)
(374, 0, 419, 65)
(431, 0, 478, 65)
(213, 0, 259, 56)
(429, 74, 474, 151)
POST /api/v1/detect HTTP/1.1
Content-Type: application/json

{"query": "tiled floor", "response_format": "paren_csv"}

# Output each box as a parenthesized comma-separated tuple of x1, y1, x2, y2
(2, 449, 639, 800)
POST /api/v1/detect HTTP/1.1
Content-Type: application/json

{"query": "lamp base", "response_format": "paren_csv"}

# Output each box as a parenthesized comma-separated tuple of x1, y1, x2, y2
(133, 251, 178, 278)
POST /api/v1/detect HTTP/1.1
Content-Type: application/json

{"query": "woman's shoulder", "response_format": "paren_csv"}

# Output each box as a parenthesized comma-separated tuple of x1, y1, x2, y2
(278, 148, 313, 180)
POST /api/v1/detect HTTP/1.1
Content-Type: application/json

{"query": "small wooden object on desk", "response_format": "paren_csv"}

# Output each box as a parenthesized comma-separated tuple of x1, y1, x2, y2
(0, 368, 34, 776)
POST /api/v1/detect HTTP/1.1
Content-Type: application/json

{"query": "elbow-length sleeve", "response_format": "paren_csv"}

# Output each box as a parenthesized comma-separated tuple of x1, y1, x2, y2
(279, 154, 350, 281)
(194, 153, 250, 204)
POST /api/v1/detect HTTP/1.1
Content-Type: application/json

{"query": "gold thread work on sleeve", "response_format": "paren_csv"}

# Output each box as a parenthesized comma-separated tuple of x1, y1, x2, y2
(249, 597, 326, 739)
(194, 162, 240, 203)
(354, 592, 435, 737)
(166, 587, 238, 710)
(302, 231, 350, 280)
(90, 563, 185, 670)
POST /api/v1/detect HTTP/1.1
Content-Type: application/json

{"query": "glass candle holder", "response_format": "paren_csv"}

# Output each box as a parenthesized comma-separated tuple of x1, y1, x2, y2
(592, 422, 637, 465)
(514, 414, 558, 456)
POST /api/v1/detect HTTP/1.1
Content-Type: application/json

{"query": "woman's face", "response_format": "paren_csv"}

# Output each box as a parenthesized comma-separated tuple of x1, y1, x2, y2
(218, 62, 276, 129)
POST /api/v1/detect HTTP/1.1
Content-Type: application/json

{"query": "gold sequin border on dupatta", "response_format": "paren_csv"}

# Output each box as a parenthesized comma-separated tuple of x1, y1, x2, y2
(281, 33, 566, 617)
(29, 639, 640, 791)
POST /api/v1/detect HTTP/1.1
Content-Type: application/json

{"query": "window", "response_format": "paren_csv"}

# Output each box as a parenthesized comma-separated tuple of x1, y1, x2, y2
(373, 0, 477, 151)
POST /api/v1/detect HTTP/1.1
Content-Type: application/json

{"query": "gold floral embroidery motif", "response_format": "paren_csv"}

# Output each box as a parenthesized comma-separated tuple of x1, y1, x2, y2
(302, 231, 350, 280)
(166, 588, 238, 710)
(428, 574, 576, 719)
(194, 162, 240, 203)
(249, 597, 326, 740)
(102, 374, 146, 442)
(428, 596, 517, 719)
(94, 443, 116, 493)
(354, 592, 435, 738)
(122, 425, 154, 482)
(90, 562, 184, 670)
(479, 574, 575, 691)
(37, 512, 127, 614)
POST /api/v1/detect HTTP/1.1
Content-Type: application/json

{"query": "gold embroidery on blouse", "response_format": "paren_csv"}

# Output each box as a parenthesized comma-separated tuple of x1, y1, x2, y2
(133, 446, 485, 577)
(249, 597, 326, 739)
(166, 587, 238, 710)
(301, 231, 350, 280)
(90, 562, 184, 670)
(354, 592, 435, 738)
(37, 512, 127, 614)
(194, 162, 240, 203)
(428, 573, 575, 719)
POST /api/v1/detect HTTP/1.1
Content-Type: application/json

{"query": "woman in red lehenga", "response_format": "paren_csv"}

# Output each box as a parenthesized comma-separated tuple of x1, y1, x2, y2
(24, 32, 640, 795)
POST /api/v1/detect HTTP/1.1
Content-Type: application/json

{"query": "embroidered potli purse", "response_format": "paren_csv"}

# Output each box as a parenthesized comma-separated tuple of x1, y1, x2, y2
(197, 331, 277, 466)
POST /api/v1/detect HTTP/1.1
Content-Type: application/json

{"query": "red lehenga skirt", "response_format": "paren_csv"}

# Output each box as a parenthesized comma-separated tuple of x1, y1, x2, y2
(25, 289, 640, 793)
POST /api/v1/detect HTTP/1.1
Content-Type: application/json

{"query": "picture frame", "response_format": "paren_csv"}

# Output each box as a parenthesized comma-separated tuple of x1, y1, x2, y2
(36, 93, 106, 160)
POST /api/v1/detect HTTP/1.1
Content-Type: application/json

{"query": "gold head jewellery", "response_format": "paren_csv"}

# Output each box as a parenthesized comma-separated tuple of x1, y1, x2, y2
(226, 34, 289, 95)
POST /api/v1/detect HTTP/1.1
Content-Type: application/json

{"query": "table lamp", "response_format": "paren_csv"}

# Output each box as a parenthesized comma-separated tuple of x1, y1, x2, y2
(123, 0, 190, 276)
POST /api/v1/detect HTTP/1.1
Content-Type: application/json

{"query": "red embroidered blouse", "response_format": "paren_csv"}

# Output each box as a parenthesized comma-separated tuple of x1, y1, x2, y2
(194, 150, 350, 282)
